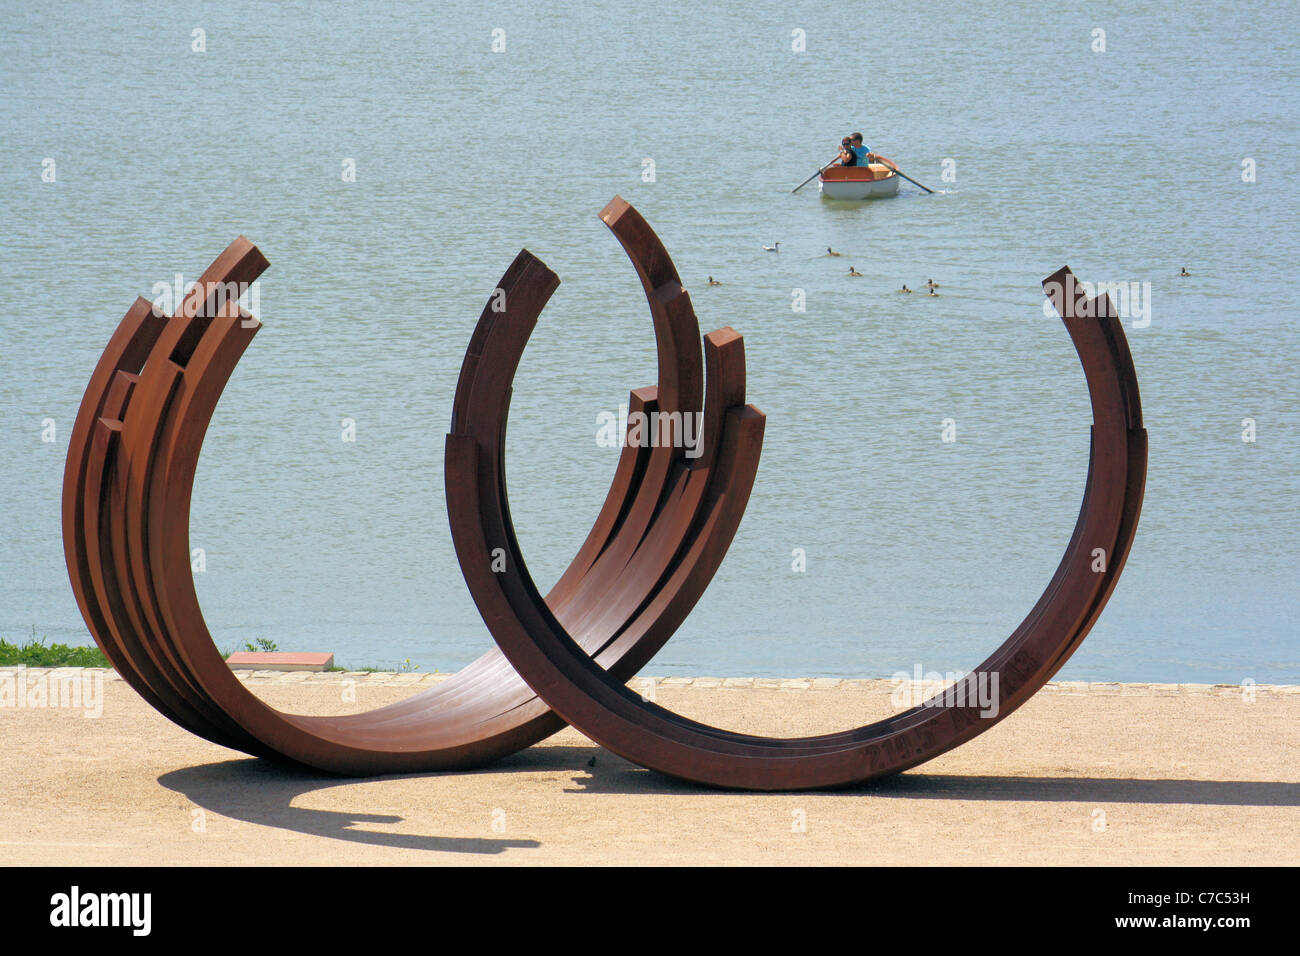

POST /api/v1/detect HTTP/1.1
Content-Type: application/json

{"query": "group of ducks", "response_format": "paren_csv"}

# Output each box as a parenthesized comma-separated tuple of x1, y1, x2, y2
(706, 245, 1194, 291)
(835, 246, 942, 295)
(706, 243, 944, 294)
(827, 248, 937, 292)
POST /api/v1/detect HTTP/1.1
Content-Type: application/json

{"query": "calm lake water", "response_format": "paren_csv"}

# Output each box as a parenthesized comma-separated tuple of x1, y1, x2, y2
(2, 2, 1297, 683)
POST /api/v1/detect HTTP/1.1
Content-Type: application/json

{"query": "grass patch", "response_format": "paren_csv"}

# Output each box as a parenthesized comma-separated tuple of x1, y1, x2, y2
(0, 632, 112, 668)
(2, 630, 435, 675)
(0, 628, 243, 669)
(326, 659, 434, 674)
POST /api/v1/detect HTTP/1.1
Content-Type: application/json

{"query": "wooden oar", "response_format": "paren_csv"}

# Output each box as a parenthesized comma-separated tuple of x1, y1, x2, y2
(791, 156, 840, 194)
(875, 155, 934, 194)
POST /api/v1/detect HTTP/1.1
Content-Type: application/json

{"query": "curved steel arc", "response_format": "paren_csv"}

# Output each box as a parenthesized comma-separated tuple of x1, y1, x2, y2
(63, 197, 761, 774)
(448, 267, 1148, 790)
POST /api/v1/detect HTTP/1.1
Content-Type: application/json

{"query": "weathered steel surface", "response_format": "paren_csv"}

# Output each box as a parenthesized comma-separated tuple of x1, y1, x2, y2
(447, 261, 1147, 790)
(63, 197, 761, 774)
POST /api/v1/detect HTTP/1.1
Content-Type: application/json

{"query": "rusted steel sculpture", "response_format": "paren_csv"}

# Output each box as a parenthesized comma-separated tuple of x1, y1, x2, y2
(66, 193, 1146, 790)
(448, 263, 1147, 790)
(62, 197, 762, 774)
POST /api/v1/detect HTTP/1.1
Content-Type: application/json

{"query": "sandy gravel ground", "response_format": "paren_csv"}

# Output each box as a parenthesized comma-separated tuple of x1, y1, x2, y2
(1, 670, 1295, 866)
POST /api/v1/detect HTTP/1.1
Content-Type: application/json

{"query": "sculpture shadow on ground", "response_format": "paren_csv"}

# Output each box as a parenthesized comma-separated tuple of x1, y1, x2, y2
(158, 760, 544, 856)
(562, 758, 1300, 807)
(864, 774, 1300, 807)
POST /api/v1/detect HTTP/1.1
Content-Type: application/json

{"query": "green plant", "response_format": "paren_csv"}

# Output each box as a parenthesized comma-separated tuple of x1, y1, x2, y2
(0, 630, 112, 668)
(242, 637, 279, 653)
(328, 661, 429, 673)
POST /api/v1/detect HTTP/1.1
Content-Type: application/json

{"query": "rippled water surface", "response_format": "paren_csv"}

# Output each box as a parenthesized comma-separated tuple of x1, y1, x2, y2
(2, 2, 1297, 682)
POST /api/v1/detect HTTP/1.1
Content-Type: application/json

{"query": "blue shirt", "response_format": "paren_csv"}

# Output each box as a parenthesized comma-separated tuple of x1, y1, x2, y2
(852, 145, 871, 164)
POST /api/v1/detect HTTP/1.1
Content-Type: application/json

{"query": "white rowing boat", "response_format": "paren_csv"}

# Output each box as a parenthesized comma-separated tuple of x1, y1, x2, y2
(818, 163, 900, 200)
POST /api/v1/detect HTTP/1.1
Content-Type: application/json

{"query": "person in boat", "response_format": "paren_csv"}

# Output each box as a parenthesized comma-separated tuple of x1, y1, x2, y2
(1179, 267, 1191, 277)
(837, 137, 856, 167)
(848, 266, 862, 277)
(707, 276, 721, 286)
(851, 132, 897, 172)
(900, 284, 912, 293)
(925, 279, 940, 292)
(850, 133, 875, 166)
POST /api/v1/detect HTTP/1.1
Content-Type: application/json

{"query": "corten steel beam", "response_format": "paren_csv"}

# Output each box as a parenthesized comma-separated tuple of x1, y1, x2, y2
(63, 197, 762, 774)
(447, 266, 1147, 791)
